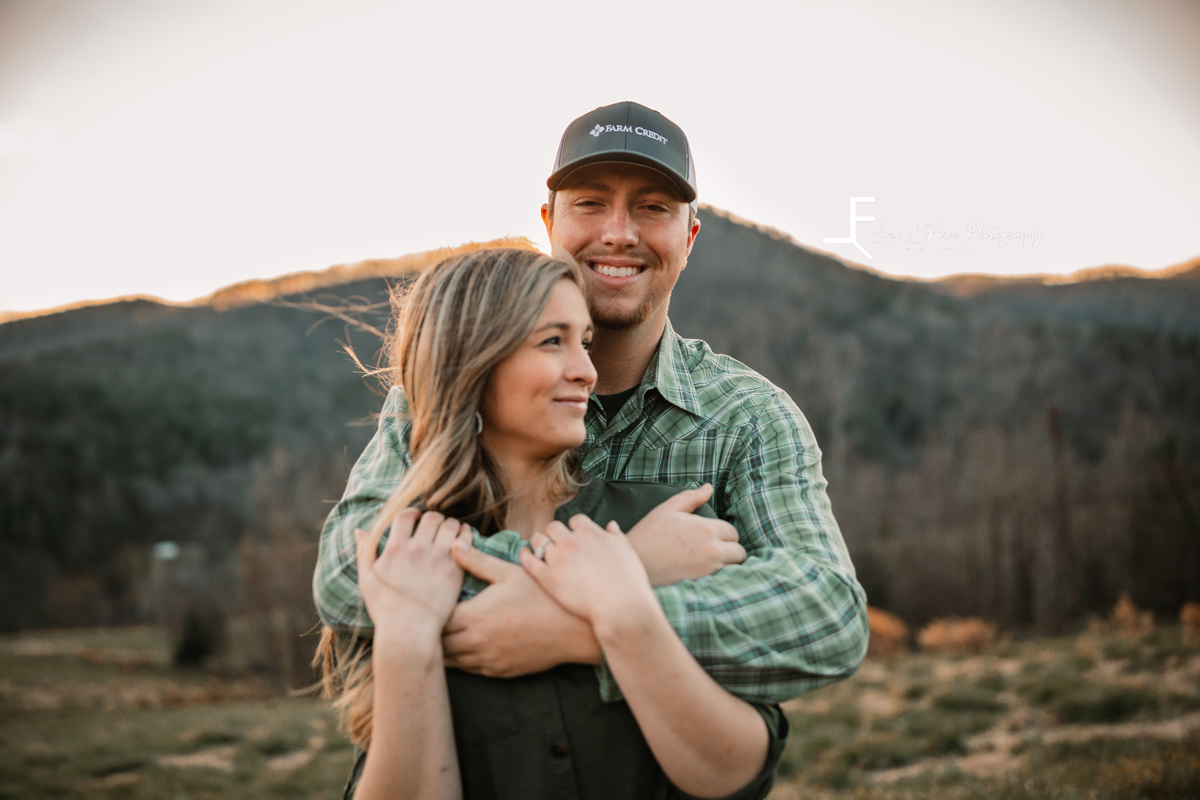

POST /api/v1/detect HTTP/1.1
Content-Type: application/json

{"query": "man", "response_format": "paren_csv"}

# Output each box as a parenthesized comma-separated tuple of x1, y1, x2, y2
(314, 101, 867, 704)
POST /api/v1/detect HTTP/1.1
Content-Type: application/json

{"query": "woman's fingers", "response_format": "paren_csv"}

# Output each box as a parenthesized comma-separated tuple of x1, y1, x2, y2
(412, 510, 445, 543)
(386, 507, 422, 549)
(532, 531, 563, 561)
(432, 519, 466, 550)
(354, 528, 375, 577)
(518, 545, 551, 585)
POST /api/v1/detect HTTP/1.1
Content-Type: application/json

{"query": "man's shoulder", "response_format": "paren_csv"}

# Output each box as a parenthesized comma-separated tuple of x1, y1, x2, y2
(669, 329, 801, 424)
(380, 385, 411, 424)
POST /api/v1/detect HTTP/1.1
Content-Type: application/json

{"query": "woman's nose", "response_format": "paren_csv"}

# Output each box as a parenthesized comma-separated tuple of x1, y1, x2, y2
(568, 343, 598, 387)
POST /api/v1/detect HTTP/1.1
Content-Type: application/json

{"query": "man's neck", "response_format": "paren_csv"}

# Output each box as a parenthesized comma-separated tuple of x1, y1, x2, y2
(590, 317, 666, 395)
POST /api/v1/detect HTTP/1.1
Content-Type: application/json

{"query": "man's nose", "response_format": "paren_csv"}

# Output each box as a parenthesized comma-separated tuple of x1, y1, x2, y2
(599, 205, 638, 248)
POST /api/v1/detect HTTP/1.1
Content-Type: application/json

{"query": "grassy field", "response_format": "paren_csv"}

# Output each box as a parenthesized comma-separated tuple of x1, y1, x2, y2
(1, 623, 1198, 799)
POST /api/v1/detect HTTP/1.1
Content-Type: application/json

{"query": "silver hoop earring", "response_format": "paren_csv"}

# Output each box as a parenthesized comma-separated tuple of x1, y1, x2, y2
(475, 411, 483, 435)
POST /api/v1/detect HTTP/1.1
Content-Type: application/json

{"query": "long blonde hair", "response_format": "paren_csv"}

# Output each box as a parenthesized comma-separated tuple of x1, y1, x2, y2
(315, 247, 586, 749)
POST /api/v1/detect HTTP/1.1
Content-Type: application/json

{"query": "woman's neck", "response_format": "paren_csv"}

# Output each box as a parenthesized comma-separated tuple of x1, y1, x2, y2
(496, 457, 560, 539)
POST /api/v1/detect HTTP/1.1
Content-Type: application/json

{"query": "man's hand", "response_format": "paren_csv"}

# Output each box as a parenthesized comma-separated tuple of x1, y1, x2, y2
(442, 540, 602, 676)
(624, 484, 746, 586)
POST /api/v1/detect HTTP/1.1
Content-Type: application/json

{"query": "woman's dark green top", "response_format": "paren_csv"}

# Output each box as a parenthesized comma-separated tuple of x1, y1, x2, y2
(345, 478, 789, 800)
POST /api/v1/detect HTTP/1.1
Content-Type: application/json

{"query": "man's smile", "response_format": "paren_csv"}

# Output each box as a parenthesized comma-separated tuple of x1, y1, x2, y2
(583, 256, 650, 284)
(591, 263, 644, 278)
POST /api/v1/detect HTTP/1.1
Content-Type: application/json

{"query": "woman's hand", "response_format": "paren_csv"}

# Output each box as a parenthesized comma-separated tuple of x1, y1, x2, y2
(353, 507, 467, 800)
(356, 508, 471, 645)
(623, 485, 746, 585)
(519, 515, 658, 637)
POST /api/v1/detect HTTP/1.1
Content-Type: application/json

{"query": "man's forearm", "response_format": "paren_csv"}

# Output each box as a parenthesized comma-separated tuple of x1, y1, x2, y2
(443, 530, 867, 701)
(597, 547, 868, 704)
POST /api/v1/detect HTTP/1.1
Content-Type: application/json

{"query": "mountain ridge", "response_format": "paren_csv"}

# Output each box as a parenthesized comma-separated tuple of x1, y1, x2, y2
(2, 208, 1194, 325)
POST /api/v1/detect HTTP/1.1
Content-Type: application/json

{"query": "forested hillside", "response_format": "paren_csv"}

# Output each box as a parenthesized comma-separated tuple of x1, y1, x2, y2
(676, 210, 1200, 626)
(1, 209, 1197, 633)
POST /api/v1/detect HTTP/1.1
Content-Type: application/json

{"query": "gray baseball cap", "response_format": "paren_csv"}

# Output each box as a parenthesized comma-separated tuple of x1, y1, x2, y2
(548, 101, 698, 209)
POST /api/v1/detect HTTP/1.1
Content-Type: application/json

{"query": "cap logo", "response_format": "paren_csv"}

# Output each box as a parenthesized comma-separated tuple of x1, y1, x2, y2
(587, 123, 669, 145)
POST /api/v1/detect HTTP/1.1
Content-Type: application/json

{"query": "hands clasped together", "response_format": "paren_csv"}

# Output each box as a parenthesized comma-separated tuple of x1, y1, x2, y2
(356, 484, 745, 672)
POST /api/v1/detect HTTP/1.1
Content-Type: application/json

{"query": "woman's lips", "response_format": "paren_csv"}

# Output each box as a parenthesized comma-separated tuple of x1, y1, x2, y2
(554, 397, 589, 412)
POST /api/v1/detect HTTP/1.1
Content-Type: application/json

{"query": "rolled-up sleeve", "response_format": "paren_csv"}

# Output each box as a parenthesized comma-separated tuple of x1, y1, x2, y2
(596, 392, 869, 703)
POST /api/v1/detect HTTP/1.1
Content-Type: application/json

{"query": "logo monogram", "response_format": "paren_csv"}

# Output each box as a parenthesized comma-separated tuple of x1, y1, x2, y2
(823, 197, 876, 260)
(585, 123, 669, 145)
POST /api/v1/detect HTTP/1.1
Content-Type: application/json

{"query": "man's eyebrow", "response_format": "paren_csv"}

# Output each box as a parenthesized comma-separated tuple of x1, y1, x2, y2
(563, 181, 612, 192)
(564, 181, 677, 199)
(633, 185, 682, 200)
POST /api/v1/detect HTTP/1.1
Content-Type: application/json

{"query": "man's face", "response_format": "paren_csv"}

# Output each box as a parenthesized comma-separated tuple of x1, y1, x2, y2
(542, 162, 699, 331)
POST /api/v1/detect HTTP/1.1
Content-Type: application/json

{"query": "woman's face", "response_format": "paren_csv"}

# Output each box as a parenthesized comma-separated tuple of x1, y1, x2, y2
(480, 279, 597, 464)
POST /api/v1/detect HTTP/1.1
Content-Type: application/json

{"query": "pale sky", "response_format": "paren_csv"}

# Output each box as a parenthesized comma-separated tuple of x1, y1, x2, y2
(1, 0, 1198, 313)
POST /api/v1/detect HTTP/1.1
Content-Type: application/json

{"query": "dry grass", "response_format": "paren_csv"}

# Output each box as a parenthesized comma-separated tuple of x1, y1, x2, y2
(3, 620, 1199, 799)
(773, 620, 1200, 798)
(0, 626, 347, 799)
(866, 607, 909, 658)
(1110, 592, 1157, 639)
(1181, 602, 1200, 648)
(916, 617, 997, 655)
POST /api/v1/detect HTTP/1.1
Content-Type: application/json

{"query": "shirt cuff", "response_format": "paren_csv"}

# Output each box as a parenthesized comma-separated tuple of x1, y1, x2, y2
(672, 703, 789, 800)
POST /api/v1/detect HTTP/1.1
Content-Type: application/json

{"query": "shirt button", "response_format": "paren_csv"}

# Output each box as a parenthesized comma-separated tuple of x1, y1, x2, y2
(549, 742, 569, 758)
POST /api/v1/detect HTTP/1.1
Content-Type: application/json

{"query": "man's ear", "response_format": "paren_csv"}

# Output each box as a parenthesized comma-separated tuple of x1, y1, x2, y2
(540, 203, 552, 237)
(684, 215, 701, 259)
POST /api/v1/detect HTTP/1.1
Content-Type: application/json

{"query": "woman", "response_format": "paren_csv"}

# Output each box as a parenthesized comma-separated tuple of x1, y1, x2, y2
(317, 248, 787, 799)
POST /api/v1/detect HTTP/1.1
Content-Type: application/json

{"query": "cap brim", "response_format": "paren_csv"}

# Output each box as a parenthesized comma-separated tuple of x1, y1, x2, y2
(546, 151, 697, 203)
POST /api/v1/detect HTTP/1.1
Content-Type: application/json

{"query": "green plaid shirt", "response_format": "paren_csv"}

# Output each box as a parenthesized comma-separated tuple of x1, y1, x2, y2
(313, 320, 868, 704)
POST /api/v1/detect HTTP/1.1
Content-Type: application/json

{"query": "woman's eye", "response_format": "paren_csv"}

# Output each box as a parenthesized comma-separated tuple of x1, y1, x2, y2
(582, 339, 593, 351)
(540, 336, 561, 347)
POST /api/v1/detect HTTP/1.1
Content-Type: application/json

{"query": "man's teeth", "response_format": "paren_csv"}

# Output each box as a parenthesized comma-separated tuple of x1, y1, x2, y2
(593, 264, 640, 278)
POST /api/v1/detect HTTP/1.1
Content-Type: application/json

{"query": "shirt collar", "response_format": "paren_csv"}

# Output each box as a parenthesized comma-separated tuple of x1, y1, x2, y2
(641, 318, 703, 417)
